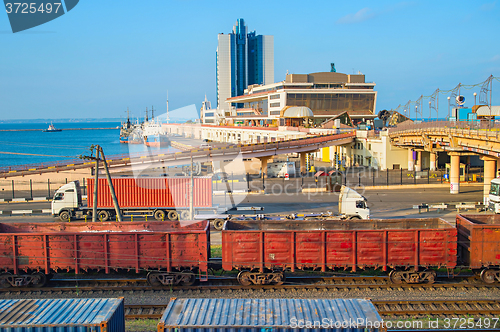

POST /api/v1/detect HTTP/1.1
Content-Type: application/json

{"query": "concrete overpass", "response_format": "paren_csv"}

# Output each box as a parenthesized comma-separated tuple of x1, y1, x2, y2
(389, 120, 500, 203)
(1, 132, 355, 178)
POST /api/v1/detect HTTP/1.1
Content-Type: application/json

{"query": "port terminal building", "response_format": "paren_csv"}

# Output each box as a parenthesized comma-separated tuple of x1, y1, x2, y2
(204, 71, 377, 128)
(172, 70, 415, 172)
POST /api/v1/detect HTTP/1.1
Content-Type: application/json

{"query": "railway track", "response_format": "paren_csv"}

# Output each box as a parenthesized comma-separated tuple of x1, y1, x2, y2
(0, 273, 480, 290)
(375, 299, 500, 316)
(0, 278, 498, 295)
(123, 299, 500, 320)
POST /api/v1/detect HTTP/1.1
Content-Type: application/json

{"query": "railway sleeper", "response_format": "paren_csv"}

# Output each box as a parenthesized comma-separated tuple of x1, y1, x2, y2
(237, 271, 285, 286)
(0, 272, 46, 288)
(389, 269, 436, 284)
(147, 271, 196, 287)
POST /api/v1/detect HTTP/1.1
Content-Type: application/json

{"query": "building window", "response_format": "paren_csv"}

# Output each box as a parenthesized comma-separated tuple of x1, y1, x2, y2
(270, 102, 280, 107)
(270, 110, 281, 115)
(269, 94, 280, 100)
(204, 112, 214, 117)
(286, 92, 375, 112)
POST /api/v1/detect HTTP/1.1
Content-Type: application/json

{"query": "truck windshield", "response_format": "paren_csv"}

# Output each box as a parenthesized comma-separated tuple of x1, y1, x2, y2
(490, 183, 500, 196)
(356, 201, 366, 209)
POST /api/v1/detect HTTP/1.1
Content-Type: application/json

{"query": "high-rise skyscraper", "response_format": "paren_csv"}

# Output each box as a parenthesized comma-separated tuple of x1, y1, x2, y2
(216, 19, 274, 112)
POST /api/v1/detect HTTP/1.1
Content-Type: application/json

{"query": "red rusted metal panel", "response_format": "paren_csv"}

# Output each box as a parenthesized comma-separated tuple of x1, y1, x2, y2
(222, 231, 260, 271)
(387, 231, 416, 266)
(457, 214, 500, 269)
(222, 218, 457, 272)
(87, 177, 212, 209)
(0, 221, 209, 275)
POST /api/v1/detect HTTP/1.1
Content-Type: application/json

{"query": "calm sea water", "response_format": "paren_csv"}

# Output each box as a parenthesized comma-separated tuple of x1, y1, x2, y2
(0, 122, 171, 168)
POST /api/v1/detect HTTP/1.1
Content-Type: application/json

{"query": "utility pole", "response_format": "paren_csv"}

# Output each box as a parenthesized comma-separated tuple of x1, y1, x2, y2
(83, 145, 123, 222)
(99, 147, 123, 221)
(92, 149, 99, 222)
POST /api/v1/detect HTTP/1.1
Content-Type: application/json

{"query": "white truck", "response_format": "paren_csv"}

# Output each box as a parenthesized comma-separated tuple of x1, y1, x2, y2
(267, 161, 296, 178)
(338, 186, 370, 220)
(489, 178, 500, 213)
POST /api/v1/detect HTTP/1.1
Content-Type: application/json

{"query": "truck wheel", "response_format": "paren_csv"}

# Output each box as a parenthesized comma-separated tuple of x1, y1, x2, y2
(59, 211, 70, 222)
(154, 210, 166, 221)
(98, 210, 110, 221)
(180, 210, 190, 220)
(167, 210, 178, 220)
(213, 219, 224, 231)
(349, 215, 361, 220)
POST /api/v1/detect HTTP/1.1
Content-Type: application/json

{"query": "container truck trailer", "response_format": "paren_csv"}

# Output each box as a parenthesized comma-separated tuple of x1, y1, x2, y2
(51, 177, 215, 221)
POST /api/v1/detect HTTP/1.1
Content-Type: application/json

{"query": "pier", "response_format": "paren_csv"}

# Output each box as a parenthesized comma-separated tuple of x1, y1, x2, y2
(0, 128, 118, 132)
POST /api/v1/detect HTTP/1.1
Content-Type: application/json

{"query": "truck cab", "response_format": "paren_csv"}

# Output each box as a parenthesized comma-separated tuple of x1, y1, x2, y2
(339, 186, 370, 219)
(489, 178, 500, 213)
(51, 181, 82, 221)
(267, 162, 296, 178)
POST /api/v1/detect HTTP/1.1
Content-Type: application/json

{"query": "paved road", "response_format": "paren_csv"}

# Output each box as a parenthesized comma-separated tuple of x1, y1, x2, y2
(231, 184, 485, 223)
(0, 184, 486, 225)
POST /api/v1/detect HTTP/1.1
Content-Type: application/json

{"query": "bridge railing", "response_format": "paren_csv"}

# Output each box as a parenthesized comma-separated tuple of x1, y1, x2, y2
(389, 120, 500, 134)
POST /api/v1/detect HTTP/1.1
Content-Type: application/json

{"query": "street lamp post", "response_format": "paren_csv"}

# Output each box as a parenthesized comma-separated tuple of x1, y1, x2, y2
(474, 92, 477, 107)
(415, 105, 418, 122)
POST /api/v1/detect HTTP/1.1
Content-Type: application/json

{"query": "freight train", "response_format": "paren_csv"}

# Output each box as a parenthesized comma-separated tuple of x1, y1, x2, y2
(0, 214, 499, 288)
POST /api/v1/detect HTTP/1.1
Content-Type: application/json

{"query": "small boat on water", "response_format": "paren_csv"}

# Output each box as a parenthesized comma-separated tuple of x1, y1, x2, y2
(43, 123, 62, 132)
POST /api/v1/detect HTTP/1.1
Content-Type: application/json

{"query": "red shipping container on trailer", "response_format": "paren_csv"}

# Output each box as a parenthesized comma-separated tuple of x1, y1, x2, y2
(0, 220, 210, 288)
(222, 218, 457, 285)
(87, 177, 212, 209)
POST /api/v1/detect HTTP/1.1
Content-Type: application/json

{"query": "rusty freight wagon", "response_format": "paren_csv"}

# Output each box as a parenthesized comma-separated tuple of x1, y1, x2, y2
(0, 220, 209, 288)
(222, 218, 457, 285)
(457, 214, 500, 283)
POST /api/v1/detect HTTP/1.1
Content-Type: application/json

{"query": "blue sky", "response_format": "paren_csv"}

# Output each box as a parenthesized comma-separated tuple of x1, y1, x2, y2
(1, 0, 499, 120)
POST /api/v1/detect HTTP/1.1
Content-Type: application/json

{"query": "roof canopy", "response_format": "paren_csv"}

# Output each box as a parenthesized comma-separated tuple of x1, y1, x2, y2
(476, 106, 500, 117)
(283, 106, 314, 118)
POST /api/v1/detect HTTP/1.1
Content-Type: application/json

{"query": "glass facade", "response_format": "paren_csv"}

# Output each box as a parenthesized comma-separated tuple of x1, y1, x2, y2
(216, 19, 273, 110)
(234, 19, 247, 98)
(287, 93, 375, 112)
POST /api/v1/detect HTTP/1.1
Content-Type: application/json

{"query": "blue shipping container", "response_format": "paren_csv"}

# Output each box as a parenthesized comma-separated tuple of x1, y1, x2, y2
(0, 298, 125, 332)
(158, 298, 383, 332)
